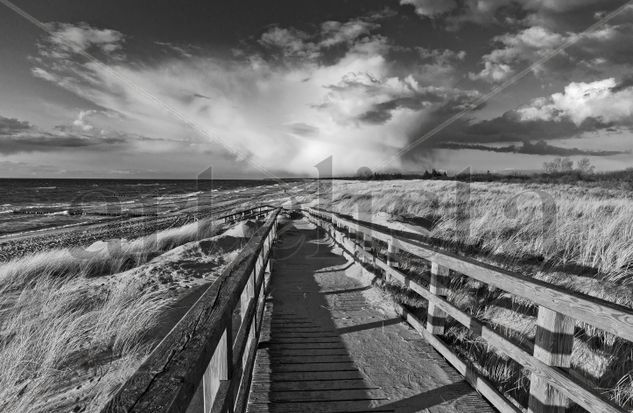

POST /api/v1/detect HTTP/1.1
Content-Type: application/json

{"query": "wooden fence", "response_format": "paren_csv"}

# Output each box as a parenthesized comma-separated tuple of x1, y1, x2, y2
(102, 207, 281, 413)
(218, 205, 275, 224)
(304, 206, 633, 413)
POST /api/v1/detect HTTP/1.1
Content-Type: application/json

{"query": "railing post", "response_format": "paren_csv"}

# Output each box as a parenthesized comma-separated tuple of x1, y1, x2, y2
(426, 262, 449, 335)
(362, 232, 373, 265)
(348, 220, 356, 242)
(385, 238, 398, 282)
(203, 325, 232, 413)
(528, 307, 574, 413)
(241, 268, 255, 321)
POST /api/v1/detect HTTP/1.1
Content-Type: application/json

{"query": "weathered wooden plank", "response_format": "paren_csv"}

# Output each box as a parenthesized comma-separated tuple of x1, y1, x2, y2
(308, 207, 633, 343)
(204, 326, 231, 412)
(265, 349, 350, 356)
(427, 262, 449, 335)
(250, 379, 373, 392)
(234, 285, 269, 413)
(246, 400, 393, 413)
(249, 389, 385, 403)
(528, 307, 575, 413)
(252, 362, 358, 373)
(260, 337, 342, 344)
(251, 370, 365, 382)
(259, 343, 347, 351)
(256, 355, 355, 364)
(386, 238, 397, 280)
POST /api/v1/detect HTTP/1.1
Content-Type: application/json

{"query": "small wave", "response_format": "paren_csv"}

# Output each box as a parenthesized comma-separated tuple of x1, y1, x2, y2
(49, 210, 70, 216)
(35, 186, 57, 190)
(127, 183, 161, 187)
(155, 191, 203, 201)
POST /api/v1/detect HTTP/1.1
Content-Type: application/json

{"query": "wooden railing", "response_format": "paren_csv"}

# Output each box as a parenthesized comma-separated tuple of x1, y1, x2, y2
(304, 206, 633, 413)
(216, 205, 275, 224)
(102, 207, 281, 413)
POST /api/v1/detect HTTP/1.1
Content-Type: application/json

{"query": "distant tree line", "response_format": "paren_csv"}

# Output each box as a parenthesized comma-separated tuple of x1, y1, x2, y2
(352, 169, 448, 180)
(543, 157, 595, 174)
(337, 157, 633, 190)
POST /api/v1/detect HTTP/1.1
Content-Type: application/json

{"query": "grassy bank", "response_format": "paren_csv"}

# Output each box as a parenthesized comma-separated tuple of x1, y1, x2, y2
(0, 218, 220, 293)
(0, 216, 257, 412)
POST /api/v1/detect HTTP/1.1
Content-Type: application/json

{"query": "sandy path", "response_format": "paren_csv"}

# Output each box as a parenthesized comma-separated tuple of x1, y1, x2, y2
(247, 218, 494, 413)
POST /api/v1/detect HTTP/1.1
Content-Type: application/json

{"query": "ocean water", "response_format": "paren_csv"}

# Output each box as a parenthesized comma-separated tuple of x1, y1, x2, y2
(0, 178, 276, 236)
(0, 179, 275, 209)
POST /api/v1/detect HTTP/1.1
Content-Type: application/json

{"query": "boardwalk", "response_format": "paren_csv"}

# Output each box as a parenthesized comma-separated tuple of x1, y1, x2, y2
(246, 218, 494, 413)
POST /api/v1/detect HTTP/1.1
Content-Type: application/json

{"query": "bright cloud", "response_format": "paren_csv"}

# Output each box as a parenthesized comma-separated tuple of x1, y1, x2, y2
(470, 26, 569, 82)
(42, 22, 125, 58)
(28, 20, 471, 175)
(518, 78, 633, 125)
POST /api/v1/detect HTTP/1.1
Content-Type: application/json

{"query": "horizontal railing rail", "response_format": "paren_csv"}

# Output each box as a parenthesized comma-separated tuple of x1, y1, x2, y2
(304, 206, 631, 413)
(102, 207, 281, 413)
(216, 205, 275, 223)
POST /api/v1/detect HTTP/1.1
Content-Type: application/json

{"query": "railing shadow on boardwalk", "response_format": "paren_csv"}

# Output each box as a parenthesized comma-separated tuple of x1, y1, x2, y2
(248, 220, 394, 413)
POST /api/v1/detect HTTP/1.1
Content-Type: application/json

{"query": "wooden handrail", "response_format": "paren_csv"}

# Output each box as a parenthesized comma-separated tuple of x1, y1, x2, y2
(102, 207, 281, 413)
(216, 205, 275, 223)
(307, 206, 633, 341)
(305, 206, 629, 413)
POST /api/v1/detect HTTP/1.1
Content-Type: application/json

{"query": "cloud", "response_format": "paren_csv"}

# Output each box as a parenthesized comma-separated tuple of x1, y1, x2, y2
(40, 22, 125, 59)
(0, 115, 31, 135)
(438, 140, 626, 156)
(285, 122, 320, 137)
(403, 0, 619, 28)
(27, 20, 477, 175)
(470, 26, 568, 82)
(72, 110, 96, 131)
(0, 112, 163, 155)
(319, 20, 380, 47)
(258, 18, 381, 63)
(0, 126, 127, 155)
(470, 16, 633, 83)
(517, 78, 633, 125)
(399, 0, 457, 18)
(317, 71, 479, 126)
(155, 41, 195, 58)
(259, 27, 315, 59)
(414, 77, 633, 150)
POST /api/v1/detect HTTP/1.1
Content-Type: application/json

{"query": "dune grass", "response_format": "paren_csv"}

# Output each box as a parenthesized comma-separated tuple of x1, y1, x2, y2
(0, 215, 240, 412)
(0, 275, 166, 413)
(0, 217, 220, 293)
(318, 180, 633, 282)
(313, 179, 633, 411)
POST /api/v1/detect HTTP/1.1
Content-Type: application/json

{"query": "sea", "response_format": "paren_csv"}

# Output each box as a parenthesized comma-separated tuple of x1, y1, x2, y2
(0, 178, 277, 236)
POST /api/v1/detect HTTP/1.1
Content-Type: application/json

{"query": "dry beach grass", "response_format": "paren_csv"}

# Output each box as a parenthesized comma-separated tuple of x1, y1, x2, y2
(0, 216, 259, 412)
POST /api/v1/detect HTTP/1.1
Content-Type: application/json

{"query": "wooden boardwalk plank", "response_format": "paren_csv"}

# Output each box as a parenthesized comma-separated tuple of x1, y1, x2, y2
(247, 218, 493, 413)
(251, 370, 365, 382)
(249, 389, 386, 403)
(250, 379, 373, 392)
(247, 401, 395, 413)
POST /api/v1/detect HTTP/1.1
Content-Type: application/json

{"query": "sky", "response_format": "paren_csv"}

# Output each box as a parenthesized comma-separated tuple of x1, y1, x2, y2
(0, 0, 632, 178)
